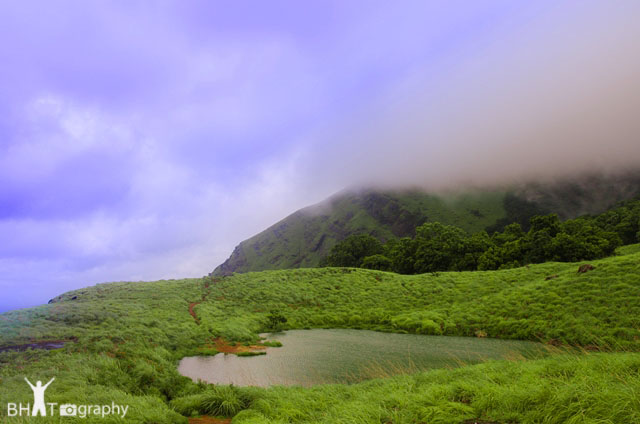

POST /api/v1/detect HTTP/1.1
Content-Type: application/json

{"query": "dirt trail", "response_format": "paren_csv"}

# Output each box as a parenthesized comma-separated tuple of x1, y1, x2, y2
(188, 281, 213, 325)
(188, 302, 201, 324)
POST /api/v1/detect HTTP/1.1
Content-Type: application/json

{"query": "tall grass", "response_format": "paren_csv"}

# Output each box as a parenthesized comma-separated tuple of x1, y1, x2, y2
(0, 248, 639, 421)
(198, 248, 640, 349)
(230, 352, 640, 424)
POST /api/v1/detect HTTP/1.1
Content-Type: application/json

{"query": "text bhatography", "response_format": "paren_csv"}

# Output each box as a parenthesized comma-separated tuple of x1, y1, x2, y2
(7, 402, 129, 418)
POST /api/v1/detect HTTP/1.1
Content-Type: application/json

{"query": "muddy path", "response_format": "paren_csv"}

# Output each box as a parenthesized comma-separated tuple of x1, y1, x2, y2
(188, 280, 215, 325)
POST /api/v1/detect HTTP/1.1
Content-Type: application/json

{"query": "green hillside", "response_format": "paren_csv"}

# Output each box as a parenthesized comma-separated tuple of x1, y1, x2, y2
(1, 246, 639, 422)
(214, 189, 508, 275)
(213, 171, 640, 275)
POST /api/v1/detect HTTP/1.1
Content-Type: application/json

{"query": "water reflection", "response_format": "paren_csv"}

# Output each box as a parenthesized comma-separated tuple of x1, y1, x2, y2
(178, 329, 546, 387)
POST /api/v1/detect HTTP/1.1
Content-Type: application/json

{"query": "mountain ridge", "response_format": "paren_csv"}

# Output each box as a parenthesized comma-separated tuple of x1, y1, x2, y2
(213, 170, 640, 275)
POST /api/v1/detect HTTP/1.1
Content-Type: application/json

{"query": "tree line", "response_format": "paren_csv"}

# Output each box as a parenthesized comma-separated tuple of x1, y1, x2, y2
(319, 199, 640, 273)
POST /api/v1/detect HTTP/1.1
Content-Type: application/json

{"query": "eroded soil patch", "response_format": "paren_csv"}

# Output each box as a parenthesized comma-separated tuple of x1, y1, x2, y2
(0, 339, 72, 352)
(210, 338, 267, 354)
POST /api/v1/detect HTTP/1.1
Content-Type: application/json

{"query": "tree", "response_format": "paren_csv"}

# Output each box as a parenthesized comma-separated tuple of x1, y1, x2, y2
(388, 237, 418, 274)
(477, 247, 504, 271)
(550, 232, 584, 262)
(321, 234, 384, 267)
(595, 201, 640, 245)
(413, 222, 468, 273)
(559, 218, 621, 260)
(529, 214, 561, 236)
(361, 254, 392, 271)
(493, 223, 525, 244)
(461, 231, 494, 270)
(524, 214, 561, 263)
(324, 201, 635, 275)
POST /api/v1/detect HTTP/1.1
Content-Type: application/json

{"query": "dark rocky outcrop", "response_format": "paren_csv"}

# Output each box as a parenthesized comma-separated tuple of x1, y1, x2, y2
(578, 264, 595, 273)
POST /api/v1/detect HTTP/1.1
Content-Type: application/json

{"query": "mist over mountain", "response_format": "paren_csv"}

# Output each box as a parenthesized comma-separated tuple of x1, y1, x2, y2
(213, 170, 640, 275)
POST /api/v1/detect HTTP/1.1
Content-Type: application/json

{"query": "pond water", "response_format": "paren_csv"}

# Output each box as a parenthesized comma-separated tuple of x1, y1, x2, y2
(178, 329, 546, 387)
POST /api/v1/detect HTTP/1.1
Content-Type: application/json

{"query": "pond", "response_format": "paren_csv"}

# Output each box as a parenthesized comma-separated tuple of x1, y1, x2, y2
(178, 329, 546, 387)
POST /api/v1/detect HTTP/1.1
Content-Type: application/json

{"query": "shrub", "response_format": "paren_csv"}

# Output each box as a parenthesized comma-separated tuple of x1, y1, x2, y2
(362, 254, 393, 271)
(236, 351, 266, 357)
(201, 385, 253, 416)
(266, 310, 287, 331)
(170, 393, 208, 415)
(232, 409, 270, 423)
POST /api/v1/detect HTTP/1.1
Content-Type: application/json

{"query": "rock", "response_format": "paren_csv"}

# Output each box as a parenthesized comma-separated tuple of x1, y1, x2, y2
(578, 264, 595, 273)
(71, 295, 78, 300)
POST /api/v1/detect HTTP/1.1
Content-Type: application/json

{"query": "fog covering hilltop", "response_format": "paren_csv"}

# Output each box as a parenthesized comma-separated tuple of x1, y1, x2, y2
(212, 170, 640, 275)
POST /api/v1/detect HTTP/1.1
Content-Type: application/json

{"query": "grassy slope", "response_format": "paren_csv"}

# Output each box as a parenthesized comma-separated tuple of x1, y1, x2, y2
(0, 279, 208, 423)
(214, 189, 508, 275)
(203, 249, 640, 348)
(1, 248, 639, 422)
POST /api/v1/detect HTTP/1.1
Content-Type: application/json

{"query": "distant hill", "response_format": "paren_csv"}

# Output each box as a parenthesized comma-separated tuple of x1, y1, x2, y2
(212, 170, 640, 275)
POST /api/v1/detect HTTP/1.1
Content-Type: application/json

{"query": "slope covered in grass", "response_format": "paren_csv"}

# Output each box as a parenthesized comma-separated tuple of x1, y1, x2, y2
(203, 249, 640, 348)
(0, 248, 639, 422)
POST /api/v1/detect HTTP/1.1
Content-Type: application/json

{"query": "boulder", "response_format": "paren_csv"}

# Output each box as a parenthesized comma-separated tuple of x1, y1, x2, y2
(577, 264, 595, 273)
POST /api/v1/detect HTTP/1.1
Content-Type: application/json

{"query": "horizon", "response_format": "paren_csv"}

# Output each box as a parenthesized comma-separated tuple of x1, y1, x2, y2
(2, 1, 640, 312)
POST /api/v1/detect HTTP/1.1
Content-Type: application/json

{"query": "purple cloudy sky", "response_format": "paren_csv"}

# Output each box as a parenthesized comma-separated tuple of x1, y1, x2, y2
(2, 1, 640, 312)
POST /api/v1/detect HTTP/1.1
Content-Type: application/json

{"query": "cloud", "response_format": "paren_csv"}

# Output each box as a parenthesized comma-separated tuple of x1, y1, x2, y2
(302, 1, 640, 190)
(292, 3, 640, 192)
(2, 1, 640, 312)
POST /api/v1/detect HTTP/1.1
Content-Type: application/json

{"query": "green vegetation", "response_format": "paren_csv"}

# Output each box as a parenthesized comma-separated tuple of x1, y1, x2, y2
(318, 234, 385, 268)
(1, 247, 639, 422)
(230, 352, 640, 424)
(203, 251, 640, 348)
(170, 384, 253, 417)
(193, 346, 219, 356)
(215, 189, 509, 275)
(214, 173, 640, 275)
(486, 192, 549, 233)
(236, 351, 267, 357)
(324, 199, 640, 274)
(266, 310, 288, 332)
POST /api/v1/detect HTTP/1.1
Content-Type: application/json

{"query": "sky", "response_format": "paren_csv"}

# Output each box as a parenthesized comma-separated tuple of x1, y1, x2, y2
(1, 1, 640, 312)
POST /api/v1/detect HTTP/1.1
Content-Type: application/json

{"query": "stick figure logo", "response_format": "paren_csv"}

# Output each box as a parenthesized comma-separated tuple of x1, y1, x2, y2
(24, 377, 55, 417)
